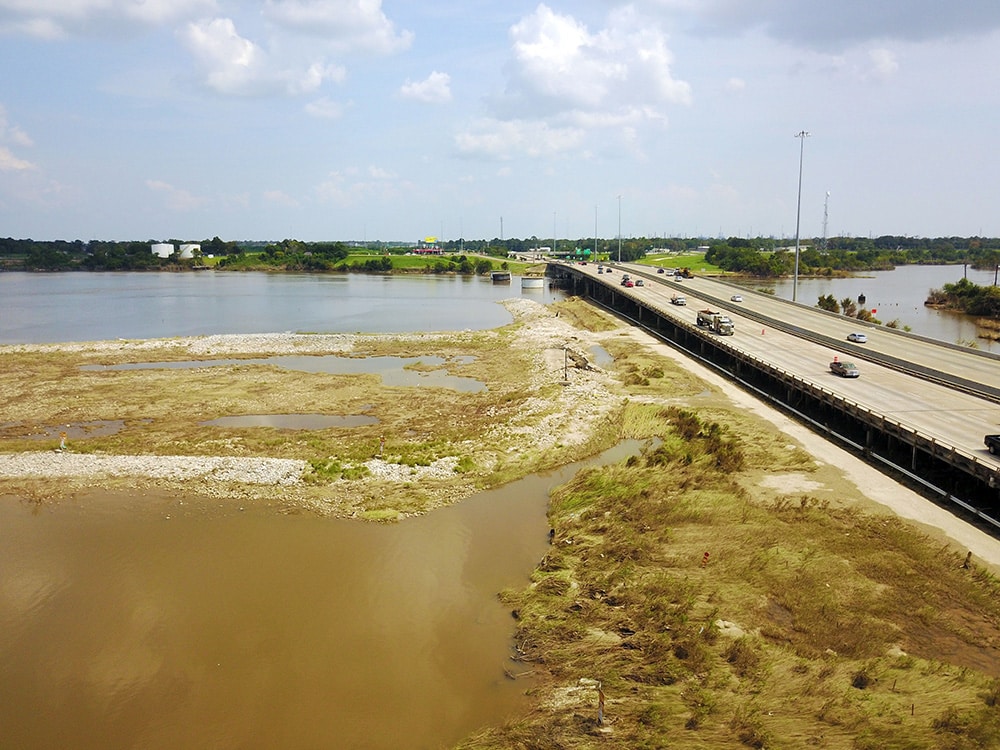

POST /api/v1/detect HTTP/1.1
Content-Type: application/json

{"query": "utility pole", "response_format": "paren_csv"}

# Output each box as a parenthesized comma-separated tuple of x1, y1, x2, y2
(617, 195, 622, 263)
(822, 191, 830, 252)
(594, 206, 598, 261)
(793, 130, 810, 302)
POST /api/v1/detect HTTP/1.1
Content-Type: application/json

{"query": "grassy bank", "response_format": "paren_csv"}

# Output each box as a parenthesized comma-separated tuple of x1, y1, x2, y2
(457, 374, 1000, 748)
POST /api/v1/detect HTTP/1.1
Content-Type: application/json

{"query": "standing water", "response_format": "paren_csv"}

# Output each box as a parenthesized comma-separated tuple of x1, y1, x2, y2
(756, 264, 1000, 353)
(0, 440, 645, 750)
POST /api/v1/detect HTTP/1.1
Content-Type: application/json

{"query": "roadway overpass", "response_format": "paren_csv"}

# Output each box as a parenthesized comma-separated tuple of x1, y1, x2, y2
(549, 261, 1000, 528)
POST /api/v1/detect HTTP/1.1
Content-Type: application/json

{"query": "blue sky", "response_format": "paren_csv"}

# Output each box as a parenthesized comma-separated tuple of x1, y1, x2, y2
(2, 1, 1000, 243)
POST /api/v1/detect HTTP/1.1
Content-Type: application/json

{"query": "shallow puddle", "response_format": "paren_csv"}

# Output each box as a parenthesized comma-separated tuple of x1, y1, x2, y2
(0, 419, 127, 441)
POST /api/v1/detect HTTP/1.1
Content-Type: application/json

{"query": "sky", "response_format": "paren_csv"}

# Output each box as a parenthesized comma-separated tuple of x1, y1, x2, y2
(2, 1, 1000, 244)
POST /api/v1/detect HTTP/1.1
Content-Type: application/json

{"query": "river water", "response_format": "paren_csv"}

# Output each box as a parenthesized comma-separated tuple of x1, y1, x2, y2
(1, 271, 579, 750)
(0, 265, 992, 349)
(0, 265, 991, 747)
(0, 272, 564, 345)
(741, 263, 999, 353)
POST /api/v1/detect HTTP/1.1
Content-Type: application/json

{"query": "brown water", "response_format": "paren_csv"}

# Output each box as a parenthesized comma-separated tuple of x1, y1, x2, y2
(0, 442, 643, 749)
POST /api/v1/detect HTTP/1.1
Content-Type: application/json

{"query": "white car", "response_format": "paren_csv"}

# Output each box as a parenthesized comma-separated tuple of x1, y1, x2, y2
(847, 332, 868, 343)
(730, 294, 743, 302)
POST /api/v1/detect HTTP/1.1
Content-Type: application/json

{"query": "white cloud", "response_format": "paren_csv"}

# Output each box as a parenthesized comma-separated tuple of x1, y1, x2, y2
(304, 96, 348, 119)
(399, 71, 452, 104)
(0, 0, 216, 38)
(180, 17, 344, 96)
(0, 105, 35, 171)
(0, 145, 35, 171)
(145, 179, 204, 211)
(725, 77, 746, 92)
(455, 118, 586, 160)
(0, 105, 31, 143)
(181, 18, 263, 95)
(456, 5, 688, 160)
(263, 189, 299, 207)
(367, 165, 396, 180)
(499, 5, 690, 116)
(867, 48, 899, 80)
(314, 166, 405, 206)
(262, 0, 412, 54)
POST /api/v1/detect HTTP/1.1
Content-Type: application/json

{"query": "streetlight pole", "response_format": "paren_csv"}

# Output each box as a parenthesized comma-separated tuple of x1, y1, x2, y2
(793, 130, 810, 302)
(617, 195, 622, 263)
(594, 205, 598, 261)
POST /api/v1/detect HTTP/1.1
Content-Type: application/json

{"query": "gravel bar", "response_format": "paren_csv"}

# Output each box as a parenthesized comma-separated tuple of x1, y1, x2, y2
(0, 452, 306, 485)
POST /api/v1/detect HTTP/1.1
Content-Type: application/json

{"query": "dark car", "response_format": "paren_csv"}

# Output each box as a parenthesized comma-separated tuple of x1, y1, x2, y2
(830, 359, 860, 378)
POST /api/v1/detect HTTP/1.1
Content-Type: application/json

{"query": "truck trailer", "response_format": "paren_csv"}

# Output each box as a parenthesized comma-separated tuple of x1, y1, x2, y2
(697, 309, 734, 335)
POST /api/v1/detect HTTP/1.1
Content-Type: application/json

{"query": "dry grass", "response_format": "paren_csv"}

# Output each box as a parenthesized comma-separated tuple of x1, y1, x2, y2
(458, 385, 1000, 749)
(0, 298, 625, 515)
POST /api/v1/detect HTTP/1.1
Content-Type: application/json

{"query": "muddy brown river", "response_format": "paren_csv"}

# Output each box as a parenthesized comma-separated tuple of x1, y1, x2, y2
(0, 443, 641, 749)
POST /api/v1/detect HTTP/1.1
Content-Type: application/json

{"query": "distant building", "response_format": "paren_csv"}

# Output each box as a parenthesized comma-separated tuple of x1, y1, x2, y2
(414, 237, 442, 254)
(179, 243, 201, 259)
(151, 243, 174, 258)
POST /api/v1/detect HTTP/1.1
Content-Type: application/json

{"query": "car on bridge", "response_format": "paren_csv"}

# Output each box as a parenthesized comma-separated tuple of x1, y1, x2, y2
(730, 294, 743, 302)
(830, 359, 860, 378)
(847, 332, 868, 343)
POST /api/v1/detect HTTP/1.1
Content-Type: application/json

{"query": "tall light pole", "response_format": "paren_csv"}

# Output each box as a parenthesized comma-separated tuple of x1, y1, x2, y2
(793, 130, 810, 302)
(822, 191, 830, 252)
(594, 205, 598, 261)
(617, 195, 622, 263)
(553, 211, 556, 257)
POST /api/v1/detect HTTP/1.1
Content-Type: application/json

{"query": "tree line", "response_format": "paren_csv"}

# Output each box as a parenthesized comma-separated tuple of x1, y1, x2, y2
(4, 233, 1000, 275)
(705, 235, 1000, 278)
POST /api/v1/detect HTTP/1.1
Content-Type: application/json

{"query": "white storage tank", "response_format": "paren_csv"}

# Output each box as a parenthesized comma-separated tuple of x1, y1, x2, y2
(151, 243, 174, 258)
(179, 243, 200, 259)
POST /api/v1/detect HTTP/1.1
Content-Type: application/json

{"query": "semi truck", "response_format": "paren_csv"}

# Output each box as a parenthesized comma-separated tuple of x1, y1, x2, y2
(985, 435, 1000, 455)
(696, 309, 734, 335)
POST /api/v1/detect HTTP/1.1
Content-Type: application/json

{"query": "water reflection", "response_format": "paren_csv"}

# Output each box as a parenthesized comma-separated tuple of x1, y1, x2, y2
(588, 344, 614, 369)
(750, 264, 1000, 353)
(0, 440, 647, 750)
(83, 355, 486, 392)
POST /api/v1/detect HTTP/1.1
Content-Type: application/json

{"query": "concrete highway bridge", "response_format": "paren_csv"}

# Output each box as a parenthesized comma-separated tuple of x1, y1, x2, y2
(548, 261, 1000, 530)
